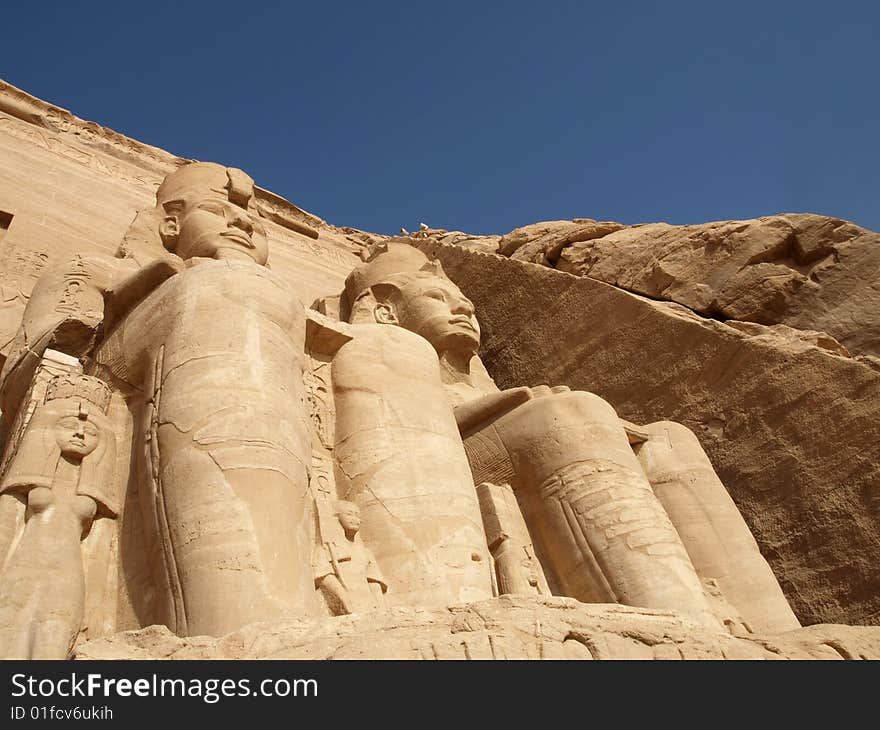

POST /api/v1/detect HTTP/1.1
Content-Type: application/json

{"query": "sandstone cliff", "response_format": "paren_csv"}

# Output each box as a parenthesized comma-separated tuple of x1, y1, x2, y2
(407, 214, 880, 362)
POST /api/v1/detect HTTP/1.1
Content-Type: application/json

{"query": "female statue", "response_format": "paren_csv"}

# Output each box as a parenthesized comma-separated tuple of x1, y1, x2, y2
(0, 373, 116, 659)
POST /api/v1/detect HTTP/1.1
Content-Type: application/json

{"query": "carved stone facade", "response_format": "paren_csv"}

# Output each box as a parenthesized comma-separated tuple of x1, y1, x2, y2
(0, 79, 876, 659)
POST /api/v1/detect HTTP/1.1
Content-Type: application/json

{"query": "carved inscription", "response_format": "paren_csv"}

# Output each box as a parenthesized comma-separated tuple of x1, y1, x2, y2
(283, 236, 355, 267)
(0, 245, 48, 307)
(54, 255, 90, 315)
(0, 114, 159, 190)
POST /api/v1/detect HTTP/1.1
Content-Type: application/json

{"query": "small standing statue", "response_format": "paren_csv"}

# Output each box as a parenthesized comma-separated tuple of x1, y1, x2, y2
(0, 373, 116, 659)
(476, 482, 550, 597)
(314, 501, 387, 615)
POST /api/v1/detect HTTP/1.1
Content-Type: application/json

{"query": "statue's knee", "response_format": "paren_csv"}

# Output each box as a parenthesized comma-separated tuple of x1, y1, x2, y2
(639, 420, 715, 475)
(556, 389, 620, 425)
(642, 420, 702, 449)
(510, 388, 616, 427)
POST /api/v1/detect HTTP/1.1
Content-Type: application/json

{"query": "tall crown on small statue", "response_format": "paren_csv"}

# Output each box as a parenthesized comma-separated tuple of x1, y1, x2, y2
(45, 373, 112, 414)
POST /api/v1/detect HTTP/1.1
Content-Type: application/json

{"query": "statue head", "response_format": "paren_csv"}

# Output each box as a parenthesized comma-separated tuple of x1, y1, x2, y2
(53, 410, 100, 461)
(334, 500, 362, 536)
(155, 162, 269, 265)
(0, 373, 118, 515)
(344, 242, 481, 360)
(44, 373, 111, 462)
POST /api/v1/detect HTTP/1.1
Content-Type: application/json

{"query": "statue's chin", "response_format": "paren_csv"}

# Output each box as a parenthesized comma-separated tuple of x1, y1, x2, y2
(437, 340, 479, 372)
(215, 247, 260, 263)
(450, 334, 480, 356)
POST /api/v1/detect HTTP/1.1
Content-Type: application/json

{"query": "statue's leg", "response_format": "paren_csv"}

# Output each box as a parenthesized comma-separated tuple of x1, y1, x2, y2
(332, 326, 493, 608)
(0, 492, 24, 568)
(636, 421, 801, 633)
(154, 442, 290, 636)
(0, 493, 91, 659)
(111, 264, 319, 636)
(492, 391, 719, 627)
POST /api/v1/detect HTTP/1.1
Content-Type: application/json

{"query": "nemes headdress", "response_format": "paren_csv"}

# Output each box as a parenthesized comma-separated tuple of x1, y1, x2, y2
(155, 161, 256, 211)
(116, 161, 256, 262)
(343, 240, 447, 315)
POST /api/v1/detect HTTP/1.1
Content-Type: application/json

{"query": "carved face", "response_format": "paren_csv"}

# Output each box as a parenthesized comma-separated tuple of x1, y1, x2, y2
(387, 275, 481, 356)
(54, 414, 100, 460)
(166, 194, 269, 265)
(336, 502, 361, 533)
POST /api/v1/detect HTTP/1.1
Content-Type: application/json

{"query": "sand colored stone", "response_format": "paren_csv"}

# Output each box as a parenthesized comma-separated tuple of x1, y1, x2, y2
(417, 239, 880, 627)
(338, 242, 797, 632)
(0, 78, 876, 659)
(74, 596, 880, 661)
(440, 213, 880, 359)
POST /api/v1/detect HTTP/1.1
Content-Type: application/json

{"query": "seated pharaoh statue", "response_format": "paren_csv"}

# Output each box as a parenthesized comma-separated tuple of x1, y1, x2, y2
(335, 241, 801, 634)
(0, 162, 319, 645)
(0, 160, 803, 659)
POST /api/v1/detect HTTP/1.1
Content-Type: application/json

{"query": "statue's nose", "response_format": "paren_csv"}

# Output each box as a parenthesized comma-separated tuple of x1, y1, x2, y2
(452, 298, 474, 316)
(229, 209, 254, 236)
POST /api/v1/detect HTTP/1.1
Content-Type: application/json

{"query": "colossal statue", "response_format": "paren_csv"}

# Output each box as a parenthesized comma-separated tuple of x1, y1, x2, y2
(0, 162, 318, 638)
(91, 162, 319, 636)
(0, 161, 802, 657)
(339, 241, 801, 633)
(328, 285, 494, 608)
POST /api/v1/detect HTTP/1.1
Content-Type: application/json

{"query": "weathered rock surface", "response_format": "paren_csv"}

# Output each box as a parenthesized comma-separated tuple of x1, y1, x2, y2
(74, 596, 880, 660)
(434, 214, 880, 358)
(499, 219, 626, 265)
(417, 241, 880, 627)
(556, 214, 880, 358)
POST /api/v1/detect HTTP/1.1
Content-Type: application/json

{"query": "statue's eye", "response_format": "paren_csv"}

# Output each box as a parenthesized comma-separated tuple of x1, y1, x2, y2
(425, 290, 445, 301)
(197, 202, 227, 216)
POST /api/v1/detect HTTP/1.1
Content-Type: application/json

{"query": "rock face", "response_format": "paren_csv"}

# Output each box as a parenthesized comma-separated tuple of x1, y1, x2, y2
(74, 596, 880, 660)
(499, 219, 626, 264)
(0, 78, 878, 660)
(469, 214, 880, 359)
(418, 241, 880, 627)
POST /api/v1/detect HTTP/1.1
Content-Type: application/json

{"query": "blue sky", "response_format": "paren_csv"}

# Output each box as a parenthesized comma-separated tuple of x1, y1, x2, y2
(4, 1, 879, 234)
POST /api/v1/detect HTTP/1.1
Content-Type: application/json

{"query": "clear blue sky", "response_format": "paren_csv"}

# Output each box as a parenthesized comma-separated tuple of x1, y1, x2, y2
(4, 1, 878, 234)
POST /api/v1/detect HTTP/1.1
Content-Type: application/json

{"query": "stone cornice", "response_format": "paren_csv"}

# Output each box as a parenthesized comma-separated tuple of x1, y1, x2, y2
(0, 78, 323, 239)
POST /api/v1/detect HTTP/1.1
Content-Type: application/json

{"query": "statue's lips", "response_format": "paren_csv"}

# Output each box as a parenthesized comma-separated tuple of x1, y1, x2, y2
(220, 231, 255, 248)
(449, 317, 476, 331)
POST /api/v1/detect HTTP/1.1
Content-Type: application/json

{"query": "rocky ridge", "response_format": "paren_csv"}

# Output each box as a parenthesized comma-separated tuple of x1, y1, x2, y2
(379, 213, 880, 361)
